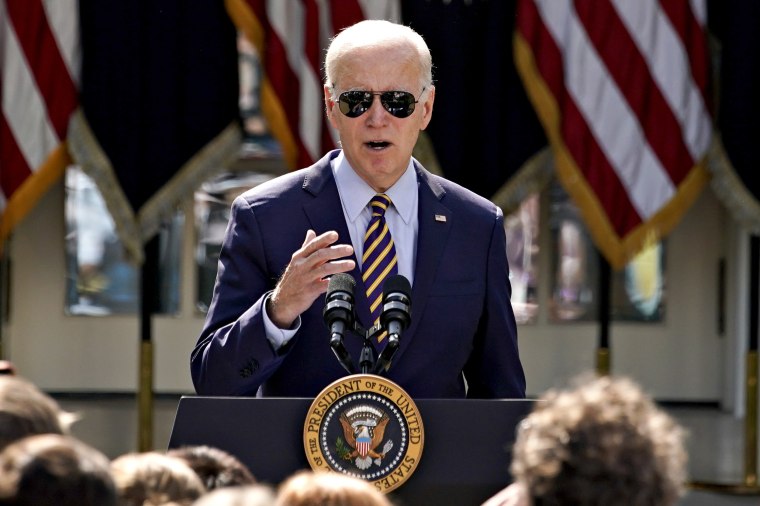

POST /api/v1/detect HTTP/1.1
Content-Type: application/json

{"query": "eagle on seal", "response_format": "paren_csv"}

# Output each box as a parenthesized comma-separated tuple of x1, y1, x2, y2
(339, 411, 392, 470)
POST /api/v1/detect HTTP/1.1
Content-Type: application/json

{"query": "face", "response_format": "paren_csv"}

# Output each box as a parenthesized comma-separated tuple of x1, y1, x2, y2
(325, 45, 434, 192)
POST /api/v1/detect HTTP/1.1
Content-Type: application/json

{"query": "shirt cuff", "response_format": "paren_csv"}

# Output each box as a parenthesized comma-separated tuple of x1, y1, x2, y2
(263, 293, 301, 349)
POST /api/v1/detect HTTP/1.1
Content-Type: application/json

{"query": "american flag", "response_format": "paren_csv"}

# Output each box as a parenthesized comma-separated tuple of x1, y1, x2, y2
(0, 0, 79, 246)
(225, 0, 401, 170)
(515, 0, 712, 269)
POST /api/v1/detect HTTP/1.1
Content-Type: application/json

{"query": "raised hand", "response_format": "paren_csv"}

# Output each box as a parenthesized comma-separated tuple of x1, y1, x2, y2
(267, 230, 355, 328)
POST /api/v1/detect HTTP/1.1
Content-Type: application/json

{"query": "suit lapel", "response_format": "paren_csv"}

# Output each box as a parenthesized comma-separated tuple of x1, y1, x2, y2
(391, 166, 452, 366)
(302, 153, 372, 329)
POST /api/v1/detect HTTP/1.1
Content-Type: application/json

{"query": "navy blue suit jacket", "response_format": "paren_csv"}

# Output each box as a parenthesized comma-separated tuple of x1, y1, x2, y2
(191, 151, 525, 399)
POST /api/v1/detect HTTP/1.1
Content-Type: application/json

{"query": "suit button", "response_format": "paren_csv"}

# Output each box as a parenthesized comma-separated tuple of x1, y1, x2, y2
(239, 358, 259, 378)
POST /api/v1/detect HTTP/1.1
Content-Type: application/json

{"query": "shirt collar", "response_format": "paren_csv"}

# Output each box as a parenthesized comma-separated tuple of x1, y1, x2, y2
(332, 151, 417, 224)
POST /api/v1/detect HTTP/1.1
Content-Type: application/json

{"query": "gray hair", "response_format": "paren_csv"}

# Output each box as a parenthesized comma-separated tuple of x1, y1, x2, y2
(324, 19, 433, 96)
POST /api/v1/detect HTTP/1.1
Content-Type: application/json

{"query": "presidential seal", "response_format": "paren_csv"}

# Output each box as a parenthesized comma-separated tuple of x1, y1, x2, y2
(303, 374, 424, 493)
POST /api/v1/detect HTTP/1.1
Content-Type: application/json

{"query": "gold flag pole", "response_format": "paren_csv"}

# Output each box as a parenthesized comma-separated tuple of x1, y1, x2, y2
(596, 250, 611, 377)
(689, 349, 760, 494)
(744, 350, 758, 487)
(596, 348, 610, 376)
(0, 245, 7, 361)
(690, 235, 760, 495)
(138, 339, 154, 452)
(137, 236, 158, 452)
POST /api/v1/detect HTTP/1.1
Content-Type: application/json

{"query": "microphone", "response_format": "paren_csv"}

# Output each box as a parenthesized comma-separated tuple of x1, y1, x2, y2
(323, 273, 357, 374)
(373, 275, 411, 374)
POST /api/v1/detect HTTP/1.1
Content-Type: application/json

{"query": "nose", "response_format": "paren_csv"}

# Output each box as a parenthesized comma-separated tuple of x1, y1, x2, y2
(365, 95, 388, 125)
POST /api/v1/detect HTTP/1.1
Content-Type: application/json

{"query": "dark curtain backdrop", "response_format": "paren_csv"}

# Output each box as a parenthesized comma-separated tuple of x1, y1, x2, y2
(402, 0, 546, 200)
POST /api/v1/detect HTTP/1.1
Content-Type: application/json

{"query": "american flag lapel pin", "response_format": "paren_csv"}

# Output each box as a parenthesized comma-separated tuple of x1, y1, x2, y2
(434, 214, 446, 222)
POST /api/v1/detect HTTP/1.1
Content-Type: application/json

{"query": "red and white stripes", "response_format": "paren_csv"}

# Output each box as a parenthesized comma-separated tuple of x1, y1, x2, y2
(228, 0, 400, 170)
(1, 0, 79, 240)
(515, 0, 712, 268)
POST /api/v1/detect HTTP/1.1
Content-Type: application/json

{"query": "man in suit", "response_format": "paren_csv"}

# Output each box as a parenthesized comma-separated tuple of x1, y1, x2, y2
(191, 19, 525, 399)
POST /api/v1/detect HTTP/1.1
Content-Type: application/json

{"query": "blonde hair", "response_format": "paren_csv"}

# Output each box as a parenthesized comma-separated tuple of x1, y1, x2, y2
(111, 452, 206, 506)
(275, 471, 392, 506)
(193, 484, 276, 506)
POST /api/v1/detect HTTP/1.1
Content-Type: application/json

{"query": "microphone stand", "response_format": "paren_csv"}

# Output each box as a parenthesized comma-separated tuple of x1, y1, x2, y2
(333, 321, 401, 375)
(356, 323, 379, 374)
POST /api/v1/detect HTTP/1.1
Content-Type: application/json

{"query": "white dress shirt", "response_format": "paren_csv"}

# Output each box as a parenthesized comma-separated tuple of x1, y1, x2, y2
(332, 151, 418, 285)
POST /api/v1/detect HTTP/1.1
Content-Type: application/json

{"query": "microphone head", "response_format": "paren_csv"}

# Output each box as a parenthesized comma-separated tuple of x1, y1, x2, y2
(383, 274, 411, 298)
(326, 273, 356, 299)
(324, 273, 356, 328)
(381, 275, 411, 330)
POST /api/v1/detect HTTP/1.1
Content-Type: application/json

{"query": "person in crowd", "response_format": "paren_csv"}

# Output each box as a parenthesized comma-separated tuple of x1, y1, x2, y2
(481, 374, 688, 506)
(0, 375, 76, 450)
(192, 19, 525, 399)
(111, 451, 206, 506)
(167, 445, 256, 491)
(275, 471, 392, 506)
(0, 361, 15, 375)
(192, 484, 276, 506)
(0, 433, 117, 506)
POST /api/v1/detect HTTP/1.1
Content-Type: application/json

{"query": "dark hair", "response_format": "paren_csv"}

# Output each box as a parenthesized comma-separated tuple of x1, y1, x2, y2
(0, 376, 71, 451)
(0, 434, 117, 506)
(167, 445, 255, 491)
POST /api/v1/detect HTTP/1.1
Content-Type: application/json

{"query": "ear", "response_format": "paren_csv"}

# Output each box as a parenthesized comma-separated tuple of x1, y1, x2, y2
(324, 85, 339, 129)
(419, 85, 435, 131)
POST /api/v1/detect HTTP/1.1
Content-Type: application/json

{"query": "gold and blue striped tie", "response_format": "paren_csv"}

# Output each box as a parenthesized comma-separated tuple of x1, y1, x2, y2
(362, 194, 398, 342)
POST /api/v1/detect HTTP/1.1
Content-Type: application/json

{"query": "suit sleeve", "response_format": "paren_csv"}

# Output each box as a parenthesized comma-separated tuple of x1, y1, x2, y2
(463, 207, 526, 399)
(191, 195, 291, 395)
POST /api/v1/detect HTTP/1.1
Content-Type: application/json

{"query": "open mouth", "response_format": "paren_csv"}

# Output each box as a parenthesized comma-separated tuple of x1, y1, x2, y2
(366, 141, 391, 150)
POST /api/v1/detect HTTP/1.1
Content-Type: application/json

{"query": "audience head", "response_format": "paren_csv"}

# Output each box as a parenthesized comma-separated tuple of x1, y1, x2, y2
(0, 375, 75, 451)
(111, 451, 206, 506)
(0, 433, 117, 506)
(275, 470, 392, 506)
(510, 374, 687, 506)
(0, 361, 16, 376)
(193, 484, 276, 506)
(167, 445, 256, 491)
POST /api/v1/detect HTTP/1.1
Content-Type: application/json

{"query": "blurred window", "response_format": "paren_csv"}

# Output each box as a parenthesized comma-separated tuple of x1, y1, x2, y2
(238, 33, 282, 157)
(194, 171, 275, 313)
(504, 194, 540, 325)
(548, 181, 665, 323)
(64, 167, 182, 316)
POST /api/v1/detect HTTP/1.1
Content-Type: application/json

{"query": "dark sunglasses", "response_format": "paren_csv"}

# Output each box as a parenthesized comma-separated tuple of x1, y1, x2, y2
(336, 89, 424, 119)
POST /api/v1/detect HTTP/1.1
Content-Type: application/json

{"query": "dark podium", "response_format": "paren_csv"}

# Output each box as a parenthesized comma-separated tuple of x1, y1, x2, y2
(169, 396, 533, 506)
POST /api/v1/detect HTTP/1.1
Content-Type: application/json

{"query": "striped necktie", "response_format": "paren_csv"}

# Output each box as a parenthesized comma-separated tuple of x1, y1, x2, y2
(362, 194, 398, 340)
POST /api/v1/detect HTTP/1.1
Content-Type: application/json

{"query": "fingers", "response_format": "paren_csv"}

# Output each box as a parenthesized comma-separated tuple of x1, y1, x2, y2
(299, 230, 339, 257)
(295, 230, 353, 271)
(301, 229, 317, 248)
(268, 230, 355, 328)
(315, 258, 356, 280)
